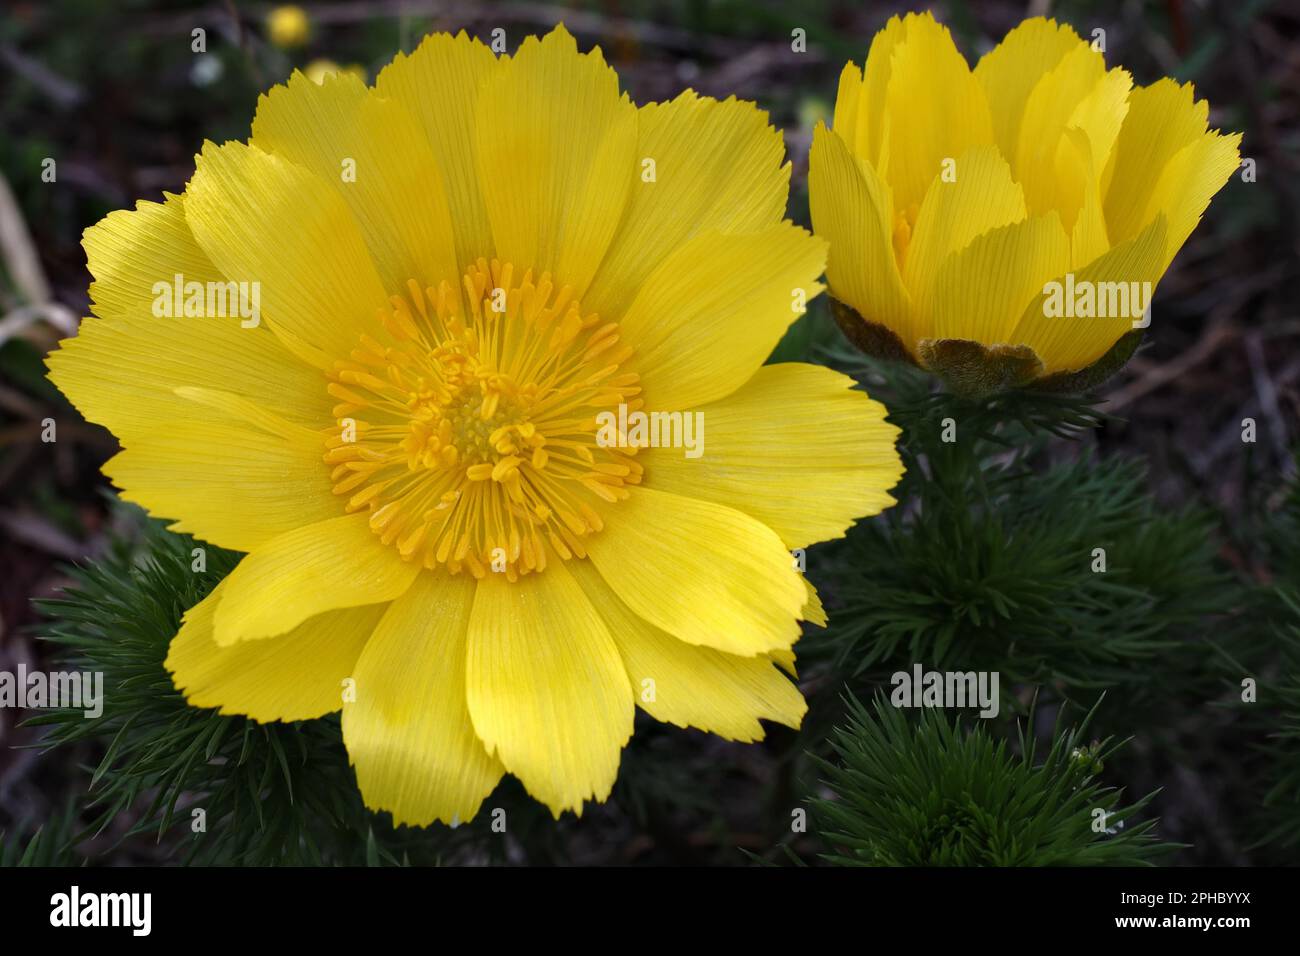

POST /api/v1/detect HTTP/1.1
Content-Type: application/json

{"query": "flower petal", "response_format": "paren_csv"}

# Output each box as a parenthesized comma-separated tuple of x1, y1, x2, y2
(1009, 215, 1167, 373)
(974, 17, 1085, 162)
(570, 560, 806, 741)
(1060, 128, 1112, 268)
(251, 71, 461, 303)
(342, 573, 504, 827)
(809, 123, 912, 347)
(583, 91, 789, 318)
(166, 580, 384, 722)
(103, 413, 338, 552)
(931, 213, 1071, 345)
(618, 224, 825, 411)
(45, 194, 330, 443)
(1137, 128, 1242, 270)
(584, 486, 805, 656)
(474, 25, 637, 300)
(466, 560, 633, 817)
(1012, 43, 1123, 220)
(213, 514, 420, 645)
(374, 31, 505, 271)
(878, 12, 994, 217)
(800, 580, 826, 629)
(903, 144, 1027, 340)
(833, 14, 909, 165)
(1061, 66, 1133, 189)
(1103, 78, 1214, 246)
(184, 140, 388, 364)
(641, 363, 901, 549)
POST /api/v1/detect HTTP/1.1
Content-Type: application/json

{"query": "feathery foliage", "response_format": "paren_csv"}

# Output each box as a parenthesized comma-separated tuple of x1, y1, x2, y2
(812, 696, 1171, 866)
(27, 520, 510, 865)
(805, 351, 1233, 723)
(1255, 590, 1300, 849)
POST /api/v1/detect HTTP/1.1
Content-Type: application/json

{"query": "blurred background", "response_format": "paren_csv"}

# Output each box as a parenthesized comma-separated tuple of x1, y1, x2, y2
(1, 0, 1296, 865)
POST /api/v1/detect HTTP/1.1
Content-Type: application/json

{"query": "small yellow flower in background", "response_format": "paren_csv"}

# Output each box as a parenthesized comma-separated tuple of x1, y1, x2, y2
(303, 58, 366, 84)
(303, 58, 339, 83)
(46, 27, 903, 825)
(266, 5, 311, 49)
(811, 14, 1241, 396)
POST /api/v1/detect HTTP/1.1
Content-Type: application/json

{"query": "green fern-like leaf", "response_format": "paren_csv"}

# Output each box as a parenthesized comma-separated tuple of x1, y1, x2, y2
(812, 695, 1174, 866)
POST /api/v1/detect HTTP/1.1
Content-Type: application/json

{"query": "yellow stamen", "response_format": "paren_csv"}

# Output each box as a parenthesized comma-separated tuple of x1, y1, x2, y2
(323, 259, 642, 579)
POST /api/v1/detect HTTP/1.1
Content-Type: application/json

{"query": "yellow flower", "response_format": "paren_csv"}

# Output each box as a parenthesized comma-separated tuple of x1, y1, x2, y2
(303, 58, 366, 85)
(303, 58, 341, 83)
(46, 28, 903, 824)
(266, 5, 311, 49)
(811, 14, 1241, 395)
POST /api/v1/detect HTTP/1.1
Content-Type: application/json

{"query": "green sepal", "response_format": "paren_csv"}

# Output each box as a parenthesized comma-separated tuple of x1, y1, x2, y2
(832, 295, 1145, 399)
(916, 338, 1044, 400)
(1031, 328, 1145, 394)
(828, 297, 916, 366)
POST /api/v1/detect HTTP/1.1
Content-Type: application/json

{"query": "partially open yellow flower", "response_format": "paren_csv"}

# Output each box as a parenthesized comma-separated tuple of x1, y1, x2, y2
(47, 27, 902, 824)
(811, 14, 1241, 396)
(266, 5, 311, 49)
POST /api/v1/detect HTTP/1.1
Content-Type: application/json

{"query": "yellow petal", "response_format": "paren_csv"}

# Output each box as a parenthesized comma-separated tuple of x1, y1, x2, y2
(641, 363, 901, 549)
(213, 514, 420, 645)
(466, 561, 633, 817)
(474, 25, 636, 300)
(251, 71, 461, 303)
(342, 573, 504, 827)
(584, 486, 805, 656)
(1103, 78, 1212, 245)
(1061, 128, 1112, 268)
(1064, 66, 1133, 182)
(184, 140, 387, 363)
(800, 579, 826, 629)
(375, 31, 505, 270)
(931, 213, 1071, 345)
(1013, 43, 1109, 218)
(1010, 216, 1167, 373)
(831, 14, 910, 165)
(618, 224, 825, 411)
(171, 384, 310, 438)
(808, 123, 912, 347)
(974, 17, 1085, 162)
(583, 91, 789, 318)
(45, 194, 330, 444)
(1013, 45, 1133, 234)
(878, 12, 994, 217)
(903, 145, 1027, 340)
(569, 560, 805, 742)
(832, 61, 866, 158)
(103, 415, 337, 553)
(1137, 129, 1242, 270)
(165, 580, 384, 721)
(770, 646, 799, 678)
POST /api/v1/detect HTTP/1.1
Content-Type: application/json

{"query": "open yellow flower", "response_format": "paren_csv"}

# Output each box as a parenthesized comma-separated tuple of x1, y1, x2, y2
(811, 14, 1241, 395)
(46, 27, 902, 824)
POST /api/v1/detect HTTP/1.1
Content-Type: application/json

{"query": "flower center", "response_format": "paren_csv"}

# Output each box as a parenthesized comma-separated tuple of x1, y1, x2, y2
(323, 260, 643, 579)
